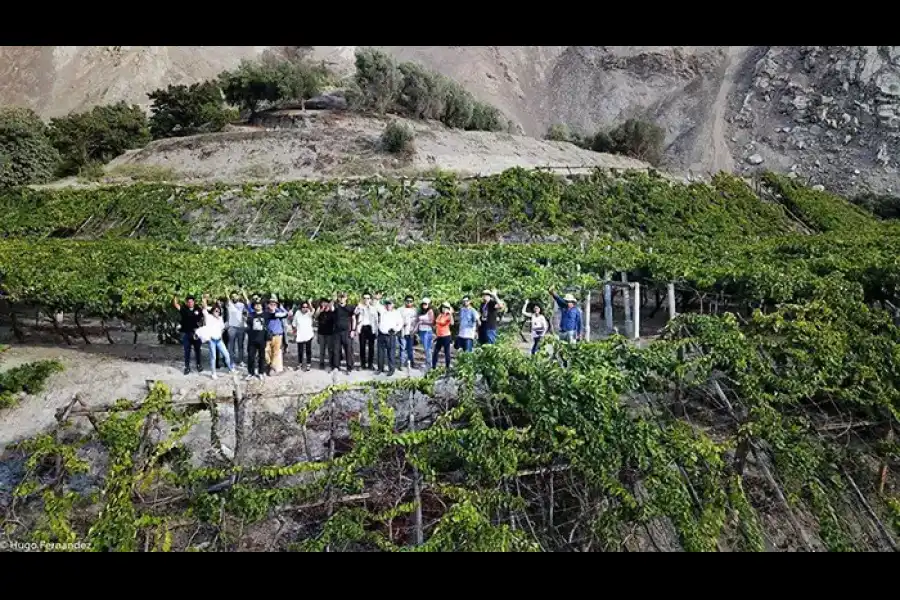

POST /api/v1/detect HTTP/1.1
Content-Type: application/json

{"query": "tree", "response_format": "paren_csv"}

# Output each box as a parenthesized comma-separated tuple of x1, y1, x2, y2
(354, 48, 402, 114)
(219, 58, 328, 115)
(49, 102, 151, 175)
(0, 106, 59, 188)
(147, 82, 232, 139)
(441, 81, 475, 129)
(594, 119, 665, 165)
(467, 101, 505, 132)
(381, 121, 415, 156)
(397, 62, 447, 120)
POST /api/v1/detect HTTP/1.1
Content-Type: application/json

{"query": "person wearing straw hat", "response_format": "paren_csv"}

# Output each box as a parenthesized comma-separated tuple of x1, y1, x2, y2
(263, 294, 289, 374)
(432, 301, 455, 369)
(549, 287, 583, 344)
(478, 289, 505, 345)
(377, 298, 403, 375)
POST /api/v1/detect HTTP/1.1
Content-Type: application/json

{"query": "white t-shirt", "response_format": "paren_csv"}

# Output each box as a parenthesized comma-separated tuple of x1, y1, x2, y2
(355, 304, 380, 330)
(531, 314, 549, 339)
(378, 309, 404, 335)
(226, 301, 246, 328)
(292, 312, 314, 343)
(198, 311, 226, 342)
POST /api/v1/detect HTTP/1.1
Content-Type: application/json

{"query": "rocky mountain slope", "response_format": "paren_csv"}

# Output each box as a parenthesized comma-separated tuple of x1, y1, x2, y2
(2, 46, 899, 194)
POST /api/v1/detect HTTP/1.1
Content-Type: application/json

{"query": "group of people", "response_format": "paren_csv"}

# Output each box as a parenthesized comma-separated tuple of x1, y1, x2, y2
(172, 287, 585, 379)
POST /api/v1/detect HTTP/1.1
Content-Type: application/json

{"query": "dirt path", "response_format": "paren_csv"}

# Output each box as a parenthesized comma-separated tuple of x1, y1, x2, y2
(691, 46, 750, 175)
(0, 343, 429, 450)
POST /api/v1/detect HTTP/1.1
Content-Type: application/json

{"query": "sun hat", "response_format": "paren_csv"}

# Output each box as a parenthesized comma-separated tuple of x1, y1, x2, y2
(563, 293, 577, 303)
(422, 297, 431, 304)
(482, 289, 493, 295)
(269, 294, 279, 303)
(441, 301, 452, 309)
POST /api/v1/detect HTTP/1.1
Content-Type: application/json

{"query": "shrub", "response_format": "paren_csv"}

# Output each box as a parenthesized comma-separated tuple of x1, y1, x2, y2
(468, 101, 505, 132)
(148, 81, 232, 139)
(545, 123, 572, 142)
(850, 192, 900, 220)
(441, 81, 475, 129)
(219, 58, 329, 114)
(397, 62, 448, 120)
(381, 121, 415, 155)
(594, 119, 665, 165)
(0, 360, 64, 409)
(354, 48, 402, 114)
(48, 102, 150, 175)
(0, 106, 60, 188)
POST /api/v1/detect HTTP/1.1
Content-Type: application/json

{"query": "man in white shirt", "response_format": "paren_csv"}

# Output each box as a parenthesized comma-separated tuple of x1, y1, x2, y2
(226, 292, 247, 366)
(377, 299, 404, 375)
(397, 295, 419, 368)
(355, 292, 380, 369)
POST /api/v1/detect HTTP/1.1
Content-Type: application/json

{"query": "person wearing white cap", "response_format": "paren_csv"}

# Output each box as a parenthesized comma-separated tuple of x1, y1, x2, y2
(478, 289, 505, 345)
(548, 287, 583, 344)
(417, 297, 435, 370)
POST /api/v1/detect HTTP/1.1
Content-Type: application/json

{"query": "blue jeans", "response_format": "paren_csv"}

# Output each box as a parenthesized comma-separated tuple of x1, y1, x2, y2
(560, 330, 578, 344)
(208, 338, 233, 373)
(479, 328, 498, 345)
(432, 336, 452, 369)
(459, 337, 474, 352)
(418, 330, 433, 370)
(531, 337, 544, 355)
(182, 332, 202, 371)
(399, 335, 415, 366)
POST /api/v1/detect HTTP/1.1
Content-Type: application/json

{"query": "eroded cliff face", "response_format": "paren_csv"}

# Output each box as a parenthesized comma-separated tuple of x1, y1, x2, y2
(1, 46, 898, 193)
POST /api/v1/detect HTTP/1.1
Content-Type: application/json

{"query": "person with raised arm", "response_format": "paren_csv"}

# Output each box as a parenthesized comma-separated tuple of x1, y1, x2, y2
(198, 295, 236, 379)
(315, 298, 335, 370)
(173, 294, 204, 375)
(522, 300, 550, 355)
(457, 296, 479, 353)
(548, 287, 583, 345)
(331, 292, 357, 373)
(225, 291, 247, 368)
(245, 298, 268, 379)
(355, 291, 380, 370)
(478, 289, 505, 345)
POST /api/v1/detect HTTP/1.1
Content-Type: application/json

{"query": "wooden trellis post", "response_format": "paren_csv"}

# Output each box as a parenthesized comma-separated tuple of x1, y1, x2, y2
(668, 282, 677, 321)
(632, 282, 641, 341)
(604, 271, 613, 333)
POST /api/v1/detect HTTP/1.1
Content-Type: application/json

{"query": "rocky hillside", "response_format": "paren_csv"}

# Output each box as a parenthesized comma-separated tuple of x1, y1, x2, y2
(2, 46, 900, 194)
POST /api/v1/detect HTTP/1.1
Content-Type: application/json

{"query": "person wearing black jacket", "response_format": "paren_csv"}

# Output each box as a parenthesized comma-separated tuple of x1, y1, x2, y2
(331, 292, 356, 373)
(315, 299, 335, 370)
(245, 299, 268, 379)
(173, 294, 204, 374)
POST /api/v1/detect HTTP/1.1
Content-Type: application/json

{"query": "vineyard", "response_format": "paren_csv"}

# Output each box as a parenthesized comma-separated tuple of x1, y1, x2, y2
(0, 167, 899, 551)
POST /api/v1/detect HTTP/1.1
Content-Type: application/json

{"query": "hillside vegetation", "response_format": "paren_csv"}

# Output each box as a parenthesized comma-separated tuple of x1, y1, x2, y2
(1, 165, 899, 551)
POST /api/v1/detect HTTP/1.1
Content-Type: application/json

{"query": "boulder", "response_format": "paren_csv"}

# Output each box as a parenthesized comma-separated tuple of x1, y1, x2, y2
(304, 92, 348, 111)
(747, 153, 764, 165)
